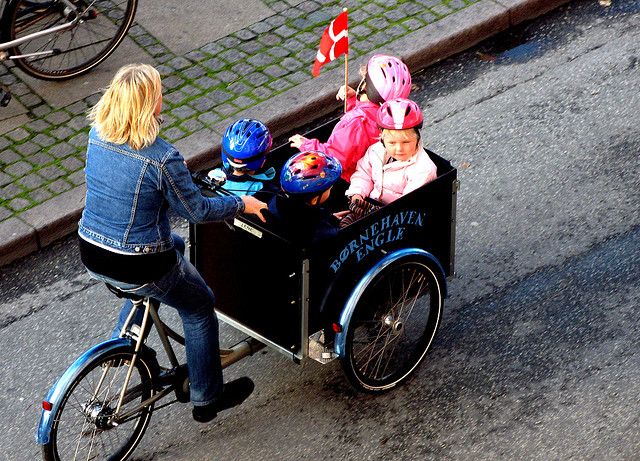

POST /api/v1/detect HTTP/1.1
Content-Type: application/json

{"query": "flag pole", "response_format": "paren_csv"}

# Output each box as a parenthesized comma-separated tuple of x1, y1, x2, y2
(343, 7, 348, 114)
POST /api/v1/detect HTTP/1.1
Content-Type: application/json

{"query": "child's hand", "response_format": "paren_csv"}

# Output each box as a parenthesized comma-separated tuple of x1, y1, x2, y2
(241, 195, 268, 222)
(333, 210, 351, 219)
(289, 134, 308, 149)
(336, 85, 356, 101)
(350, 194, 364, 205)
(349, 194, 366, 214)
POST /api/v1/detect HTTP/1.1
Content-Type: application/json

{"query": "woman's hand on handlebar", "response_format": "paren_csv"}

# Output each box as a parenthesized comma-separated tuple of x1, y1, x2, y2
(241, 195, 268, 223)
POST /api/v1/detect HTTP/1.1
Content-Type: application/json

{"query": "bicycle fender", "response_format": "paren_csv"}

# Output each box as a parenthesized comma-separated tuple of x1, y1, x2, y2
(35, 338, 134, 445)
(334, 248, 446, 358)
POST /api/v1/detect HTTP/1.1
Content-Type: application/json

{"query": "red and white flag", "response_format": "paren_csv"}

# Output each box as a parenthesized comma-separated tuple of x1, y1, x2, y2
(312, 10, 348, 77)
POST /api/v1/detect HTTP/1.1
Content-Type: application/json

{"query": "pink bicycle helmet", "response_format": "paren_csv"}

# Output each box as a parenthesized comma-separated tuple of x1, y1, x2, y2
(366, 54, 412, 104)
(377, 98, 424, 130)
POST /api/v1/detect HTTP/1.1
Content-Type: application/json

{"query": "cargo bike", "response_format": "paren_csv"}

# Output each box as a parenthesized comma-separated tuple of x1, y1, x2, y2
(35, 118, 459, 461)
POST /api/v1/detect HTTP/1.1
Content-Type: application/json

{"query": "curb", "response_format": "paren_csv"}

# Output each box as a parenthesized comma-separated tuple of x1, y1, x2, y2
(0, 0, 571, 268)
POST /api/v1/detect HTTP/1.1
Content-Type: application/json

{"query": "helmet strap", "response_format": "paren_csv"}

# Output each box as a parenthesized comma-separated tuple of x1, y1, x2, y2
(365, 73, 383, 105)
(355, 75, 366, 101)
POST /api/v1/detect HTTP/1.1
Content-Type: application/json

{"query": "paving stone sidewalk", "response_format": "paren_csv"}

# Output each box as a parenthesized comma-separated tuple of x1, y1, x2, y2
(0, 0, 570, 266)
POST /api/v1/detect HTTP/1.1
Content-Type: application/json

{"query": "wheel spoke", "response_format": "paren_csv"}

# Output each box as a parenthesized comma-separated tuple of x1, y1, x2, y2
(356, 310, 390, 370)
(356, 272, 424, 377)
(366, 332, 395, 378)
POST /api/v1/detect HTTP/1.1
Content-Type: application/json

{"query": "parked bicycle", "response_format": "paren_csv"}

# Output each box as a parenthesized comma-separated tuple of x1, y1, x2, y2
(0, 0, 137, 105)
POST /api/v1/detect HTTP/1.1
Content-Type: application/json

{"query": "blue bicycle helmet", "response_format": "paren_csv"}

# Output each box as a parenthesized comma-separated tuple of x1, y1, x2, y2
(280, 151, 342, 195)
(221, 119, 272, 171)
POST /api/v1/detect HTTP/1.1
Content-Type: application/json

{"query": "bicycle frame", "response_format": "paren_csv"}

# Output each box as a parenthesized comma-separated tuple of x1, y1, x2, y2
(114, 299, 264, 422)
(36, 294, 264, 445)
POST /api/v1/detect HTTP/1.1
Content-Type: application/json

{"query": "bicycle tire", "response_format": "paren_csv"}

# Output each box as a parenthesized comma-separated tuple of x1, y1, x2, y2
(341, 254, 444, 393)
(5, 0, 137, 80)
(42, 347, 155, 461)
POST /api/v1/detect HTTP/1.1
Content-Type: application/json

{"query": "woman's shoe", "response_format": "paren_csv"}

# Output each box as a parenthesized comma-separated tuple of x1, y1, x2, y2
(192, 377, 255, 423)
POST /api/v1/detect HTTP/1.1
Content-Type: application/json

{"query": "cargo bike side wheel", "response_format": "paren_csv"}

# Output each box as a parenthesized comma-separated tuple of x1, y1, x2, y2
(338, 249, 445, 393)
(42, 346, 156, 461)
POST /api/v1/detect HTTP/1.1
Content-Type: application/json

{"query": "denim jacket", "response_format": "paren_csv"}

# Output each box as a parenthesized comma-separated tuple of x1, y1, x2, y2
(78, 127, 244, 255)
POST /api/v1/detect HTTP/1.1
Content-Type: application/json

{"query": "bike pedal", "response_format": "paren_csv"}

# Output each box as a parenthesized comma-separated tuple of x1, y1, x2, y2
(169, 364, 190, 403)
(155, 364, 189, 389)
(175, 385, 190, 403)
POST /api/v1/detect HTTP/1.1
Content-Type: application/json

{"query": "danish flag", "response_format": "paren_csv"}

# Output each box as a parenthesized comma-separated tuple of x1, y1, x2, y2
(312, 10, 348, 77)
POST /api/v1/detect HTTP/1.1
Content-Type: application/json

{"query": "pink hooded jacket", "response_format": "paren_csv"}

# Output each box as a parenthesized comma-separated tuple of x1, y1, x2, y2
(345, 141, 437, 205)
(298, 96, 380, 182)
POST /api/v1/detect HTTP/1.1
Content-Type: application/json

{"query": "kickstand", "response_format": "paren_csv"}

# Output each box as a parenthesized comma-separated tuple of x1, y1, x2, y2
(0, 85, 11, 107)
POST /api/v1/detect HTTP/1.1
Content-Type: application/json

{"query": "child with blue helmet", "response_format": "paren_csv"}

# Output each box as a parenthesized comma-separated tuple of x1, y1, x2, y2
(266, 150, 342, 244)
(211, 118, 276, 195)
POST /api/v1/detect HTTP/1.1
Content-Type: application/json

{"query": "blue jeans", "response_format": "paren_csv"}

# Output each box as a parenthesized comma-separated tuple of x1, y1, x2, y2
(88, 234, 223, 406)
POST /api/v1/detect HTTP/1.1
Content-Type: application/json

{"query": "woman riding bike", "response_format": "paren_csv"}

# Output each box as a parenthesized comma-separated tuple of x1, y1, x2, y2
(77, 63, 267, 423)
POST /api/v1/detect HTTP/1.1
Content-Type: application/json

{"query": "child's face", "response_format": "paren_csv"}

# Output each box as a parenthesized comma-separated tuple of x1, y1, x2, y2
(318, 186, 332, 204)
(382, 129, 419, 162)
(308, 186, 332, 206)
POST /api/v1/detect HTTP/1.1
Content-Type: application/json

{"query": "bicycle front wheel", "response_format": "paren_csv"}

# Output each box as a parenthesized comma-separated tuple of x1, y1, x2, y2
(42, 348, 155, 461)
(341, 254, 444, 393)
(6, 0, 137, 80)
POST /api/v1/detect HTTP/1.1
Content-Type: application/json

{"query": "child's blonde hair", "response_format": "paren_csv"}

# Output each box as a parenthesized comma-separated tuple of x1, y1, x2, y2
(381, 128, 420, 142)
(89, 63, 162, 150)
(358, 64, 367, 79)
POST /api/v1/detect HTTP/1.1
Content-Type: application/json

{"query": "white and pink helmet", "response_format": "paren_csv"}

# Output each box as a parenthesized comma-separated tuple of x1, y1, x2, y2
(365, 54, 412, 104)
(376, 98, 423, 130)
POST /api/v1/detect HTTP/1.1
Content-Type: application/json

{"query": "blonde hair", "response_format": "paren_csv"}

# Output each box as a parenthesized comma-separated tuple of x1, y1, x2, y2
(89, 63, 162, 150)
(358, 64, 367, 79)
(381, 128, 419, 142)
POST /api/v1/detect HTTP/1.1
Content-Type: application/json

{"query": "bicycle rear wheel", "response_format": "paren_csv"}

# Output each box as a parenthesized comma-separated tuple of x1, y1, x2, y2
(42, 348, 155, 461)
(5, 0, 137, 80)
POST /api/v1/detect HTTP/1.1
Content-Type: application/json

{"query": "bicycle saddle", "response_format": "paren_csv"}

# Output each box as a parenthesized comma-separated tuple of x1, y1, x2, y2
(104, 283, 145, 301)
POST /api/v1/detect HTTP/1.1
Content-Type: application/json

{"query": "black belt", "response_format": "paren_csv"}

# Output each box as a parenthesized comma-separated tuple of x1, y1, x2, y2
(78, 236, 177, 285)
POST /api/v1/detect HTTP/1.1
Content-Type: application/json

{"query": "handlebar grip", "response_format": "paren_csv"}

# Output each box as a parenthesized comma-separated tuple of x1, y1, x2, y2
(191, 171, 231, 196)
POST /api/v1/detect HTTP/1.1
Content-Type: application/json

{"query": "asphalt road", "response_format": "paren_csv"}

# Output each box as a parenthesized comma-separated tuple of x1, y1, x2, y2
(1, 1, 639, 460)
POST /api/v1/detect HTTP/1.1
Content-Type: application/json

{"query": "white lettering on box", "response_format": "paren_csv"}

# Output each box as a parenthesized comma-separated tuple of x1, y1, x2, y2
(233, 219, 263, 239)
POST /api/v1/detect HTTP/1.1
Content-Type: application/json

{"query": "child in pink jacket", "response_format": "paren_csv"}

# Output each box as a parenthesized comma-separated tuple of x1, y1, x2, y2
(341, 99, 437, 226)
(289, 54, 412, 183)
